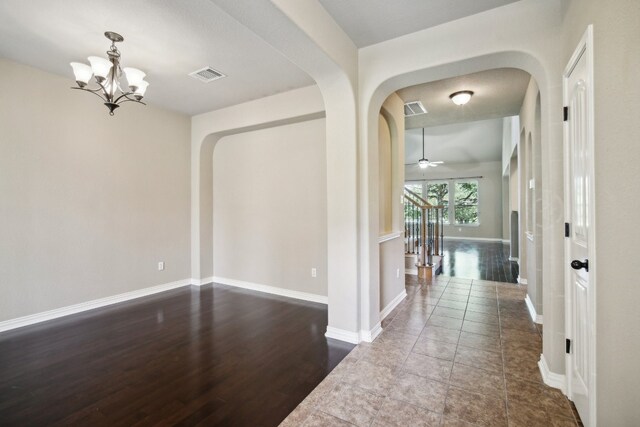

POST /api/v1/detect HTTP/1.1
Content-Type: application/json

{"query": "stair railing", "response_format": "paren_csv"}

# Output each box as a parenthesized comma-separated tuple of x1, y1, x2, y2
(404, 188, 445, 269)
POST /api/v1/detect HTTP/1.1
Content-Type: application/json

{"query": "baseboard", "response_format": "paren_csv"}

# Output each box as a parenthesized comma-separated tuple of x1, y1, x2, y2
(0, 278, 192, 333)
(405, 268, 418, 276)
(538, 354, 567, 394)
(445, 236, 503, 242)
(212, 276, 328, 305)
(517, 276, 528, 285)
(380, 289, 407, 321)
(508, 256, 519, 262)
(191, 276, 214, 286)
(501, 239, 510, 244)
(325, 326, 360, 344)
(525, 294, 543, 324)
(360, 322, 382, 343)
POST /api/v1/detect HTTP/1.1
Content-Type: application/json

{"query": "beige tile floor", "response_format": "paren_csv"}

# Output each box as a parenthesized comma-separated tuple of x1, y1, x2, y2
(280, 275, 582, 427)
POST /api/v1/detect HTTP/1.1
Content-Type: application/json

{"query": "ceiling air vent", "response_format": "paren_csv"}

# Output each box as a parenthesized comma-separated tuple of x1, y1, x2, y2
(404, 101, 427, 116)
(189, 66, 226, 83)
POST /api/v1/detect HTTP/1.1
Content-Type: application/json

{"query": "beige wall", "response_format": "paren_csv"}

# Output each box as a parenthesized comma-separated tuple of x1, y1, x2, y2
(406, 161, 504, 240)
(378, 114, 392, 234)
(212, 118, 327, 297)
(562, 1, 640, 424)
(502, 176, 510, 241)
(509, 156, 519, 212)
(378, 93, 406, 319)
(379, 237, 404, 311)
(519, 77, 543, 316)
(0, 59, 191, 322)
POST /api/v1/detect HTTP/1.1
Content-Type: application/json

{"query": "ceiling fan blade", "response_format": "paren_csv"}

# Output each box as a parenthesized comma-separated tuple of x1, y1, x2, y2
(431, 161, 444, 164)
(430, 163, 439, 167)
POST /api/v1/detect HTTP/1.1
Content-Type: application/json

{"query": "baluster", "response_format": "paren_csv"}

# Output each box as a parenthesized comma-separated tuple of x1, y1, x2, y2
(440, 207, 444, 256)
(413, 206, 420, 254)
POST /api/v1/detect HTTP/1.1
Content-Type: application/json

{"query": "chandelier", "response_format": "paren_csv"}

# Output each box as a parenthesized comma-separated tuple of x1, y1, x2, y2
(70, 32, 149, 116)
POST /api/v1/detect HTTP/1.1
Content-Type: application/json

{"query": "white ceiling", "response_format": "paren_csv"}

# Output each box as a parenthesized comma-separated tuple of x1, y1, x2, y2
(397, 68, 531, 129)
(404, 119, 505, 169)
(0, 0, 314, 116)
(319, 0, 522, 47)
(0, 1, 530, 117)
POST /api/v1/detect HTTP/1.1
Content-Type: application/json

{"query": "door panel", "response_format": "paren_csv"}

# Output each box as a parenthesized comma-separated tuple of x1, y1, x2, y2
(573, 275, 588, 394)
(564, 27, 594, 426)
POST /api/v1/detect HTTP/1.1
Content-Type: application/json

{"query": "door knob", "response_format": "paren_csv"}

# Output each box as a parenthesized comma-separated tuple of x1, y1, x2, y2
(570, 259, 589, 272)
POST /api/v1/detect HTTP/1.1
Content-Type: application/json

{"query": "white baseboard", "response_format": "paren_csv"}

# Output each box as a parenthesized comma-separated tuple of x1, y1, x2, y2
(517, 276, 528, 285)
(508, 256, 519, 262)
(405, 268, 418, 276)
(212, 276, 328, 305)
(539, 354, 567, 394)
(360, 322, 382, 343)
(325, 326, 360, 344)
(191, 276, 214, 286)
(0, 278, 192, 333)
(380, 289, 407, 321)
(445, 236, 503, 242)
(525, 294, 543, 324)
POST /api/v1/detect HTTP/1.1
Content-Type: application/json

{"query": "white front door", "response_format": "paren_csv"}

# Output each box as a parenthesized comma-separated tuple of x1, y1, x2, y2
(564, 26, 595, 427)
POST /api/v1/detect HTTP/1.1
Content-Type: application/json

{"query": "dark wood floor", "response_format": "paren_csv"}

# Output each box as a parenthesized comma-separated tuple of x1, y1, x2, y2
(441, 240, 519, 283)
(0, 284, 353, 426)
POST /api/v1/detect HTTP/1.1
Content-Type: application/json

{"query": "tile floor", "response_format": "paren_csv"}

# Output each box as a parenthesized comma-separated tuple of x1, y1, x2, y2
(280, 275, 582, 427)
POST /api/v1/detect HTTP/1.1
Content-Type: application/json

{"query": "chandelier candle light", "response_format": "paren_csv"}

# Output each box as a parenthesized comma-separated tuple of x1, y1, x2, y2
(70, 31, 148, 115)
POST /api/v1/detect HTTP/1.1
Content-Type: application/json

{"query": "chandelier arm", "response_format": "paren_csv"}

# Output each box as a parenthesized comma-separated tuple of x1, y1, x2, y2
(74, 85, 107, 95)
(95, 79, 113, 101)
(113, 92, 136, 104)
(117, 97, 146, 106)
(71, 86, 108, 102)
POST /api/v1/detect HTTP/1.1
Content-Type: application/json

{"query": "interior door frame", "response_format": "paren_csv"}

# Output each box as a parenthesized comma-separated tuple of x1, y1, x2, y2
(563, 24, 596, 426)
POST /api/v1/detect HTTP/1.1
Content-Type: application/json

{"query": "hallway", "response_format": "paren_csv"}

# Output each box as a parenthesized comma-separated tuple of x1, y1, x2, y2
(281, 275, 580, 426)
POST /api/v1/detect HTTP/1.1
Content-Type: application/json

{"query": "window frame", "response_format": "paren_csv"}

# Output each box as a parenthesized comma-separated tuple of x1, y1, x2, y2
(405, 178, 481, 227)
(453, 179, 480, 226)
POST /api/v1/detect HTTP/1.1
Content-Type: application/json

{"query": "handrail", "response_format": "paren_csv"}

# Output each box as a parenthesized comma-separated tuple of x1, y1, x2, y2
(404, 194, 423, 208)
(404, 187, 432, 207)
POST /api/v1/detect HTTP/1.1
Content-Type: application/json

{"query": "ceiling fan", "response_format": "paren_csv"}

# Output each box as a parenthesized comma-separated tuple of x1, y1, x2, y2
(406, 128, 444, 169)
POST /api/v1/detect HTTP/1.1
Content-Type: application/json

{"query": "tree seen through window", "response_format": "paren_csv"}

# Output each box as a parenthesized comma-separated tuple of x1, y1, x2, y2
(426, 182, 449, 224)
(454, 181, 479, 224)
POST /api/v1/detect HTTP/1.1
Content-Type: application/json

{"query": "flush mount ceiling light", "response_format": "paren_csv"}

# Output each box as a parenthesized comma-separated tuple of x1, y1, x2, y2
(449, 90, 474, 106)
(70, 31, 149, 116)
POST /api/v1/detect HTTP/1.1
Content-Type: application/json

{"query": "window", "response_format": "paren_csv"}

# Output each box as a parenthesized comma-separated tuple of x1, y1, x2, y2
(404, 183, 423, 198)
(403, 183, 423, 221)
(426, 181, 449, 224)
(404, 179, 480, 226)
(454, 180, 479, 225)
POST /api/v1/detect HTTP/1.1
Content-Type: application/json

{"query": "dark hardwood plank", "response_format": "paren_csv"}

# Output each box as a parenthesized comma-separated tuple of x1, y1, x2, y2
(0, 284, 353, 426)
(441, 240, 519, 283)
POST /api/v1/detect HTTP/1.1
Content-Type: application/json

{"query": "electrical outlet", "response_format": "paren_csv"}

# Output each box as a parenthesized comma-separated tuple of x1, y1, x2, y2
(396, 268, 400, 278)
(311, 268, 317, 278)
(158, 261, 164, 271)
